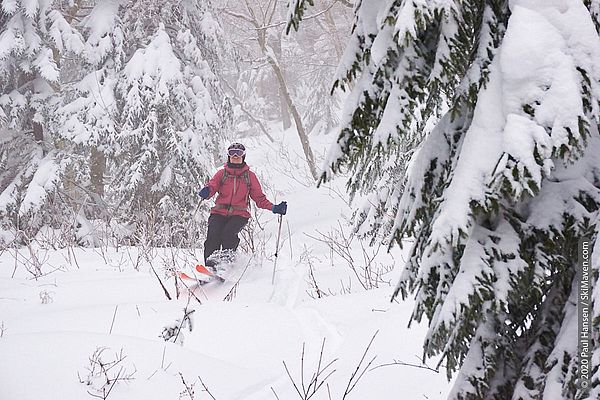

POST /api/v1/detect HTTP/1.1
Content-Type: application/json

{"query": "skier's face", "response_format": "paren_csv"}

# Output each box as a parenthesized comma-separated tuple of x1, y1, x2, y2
(229, 154, 244, 164)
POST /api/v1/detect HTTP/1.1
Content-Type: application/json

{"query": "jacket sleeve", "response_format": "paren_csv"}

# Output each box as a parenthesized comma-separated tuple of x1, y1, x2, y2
(249, 171, 274, 211)
(205, 169, 224, 199)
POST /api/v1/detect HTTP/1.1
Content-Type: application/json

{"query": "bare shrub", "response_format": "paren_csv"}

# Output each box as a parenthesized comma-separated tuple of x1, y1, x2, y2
(306, 222, 393, 291)
(239, 207, 272, 261)
(282, 338, 338, 400)
(300, 246, 327, 299)
(178, 373, 218, 400)
(279, 332, 379, 400)
(78, 347, 137, 399)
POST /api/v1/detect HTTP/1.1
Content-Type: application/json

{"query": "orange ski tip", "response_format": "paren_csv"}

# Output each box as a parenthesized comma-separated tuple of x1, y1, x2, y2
(195, 264, 213, 275)
(179, 271, 195, 280)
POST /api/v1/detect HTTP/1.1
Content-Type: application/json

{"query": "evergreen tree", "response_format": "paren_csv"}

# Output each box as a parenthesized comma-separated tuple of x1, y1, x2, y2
(291, 0, 600, 398)
(0, 0, 83, 238)
(0, 1, 232, 246)
(55, 0, 124, 229)
(108, 0, 231, 244)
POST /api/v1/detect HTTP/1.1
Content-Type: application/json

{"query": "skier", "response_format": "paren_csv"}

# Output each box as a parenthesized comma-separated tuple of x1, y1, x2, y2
(198, 142, 287, 269)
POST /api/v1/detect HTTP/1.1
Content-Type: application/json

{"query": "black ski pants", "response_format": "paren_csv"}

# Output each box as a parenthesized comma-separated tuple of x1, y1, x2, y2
(203, 214, 248, 265)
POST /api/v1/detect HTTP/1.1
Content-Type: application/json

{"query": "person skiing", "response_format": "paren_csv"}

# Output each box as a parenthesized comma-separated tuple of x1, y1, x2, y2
(198, 142, 287, 269)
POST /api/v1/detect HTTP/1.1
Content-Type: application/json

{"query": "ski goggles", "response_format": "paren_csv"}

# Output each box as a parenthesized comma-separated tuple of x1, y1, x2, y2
(228, 149, 246, 157)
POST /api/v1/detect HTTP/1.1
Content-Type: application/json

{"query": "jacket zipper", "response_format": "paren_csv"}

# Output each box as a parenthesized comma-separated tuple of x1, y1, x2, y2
(226, 174, 237, 215)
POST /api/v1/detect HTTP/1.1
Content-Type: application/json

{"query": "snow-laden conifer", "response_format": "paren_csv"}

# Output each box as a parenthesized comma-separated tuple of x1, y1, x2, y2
(0, 0, 83, 236)
(109, 1, 231, 243)
(56, 0, 123, 218)
(1, 1, 231, 245)
(52, 0, 231, 245)
(291, 0, 600, 398)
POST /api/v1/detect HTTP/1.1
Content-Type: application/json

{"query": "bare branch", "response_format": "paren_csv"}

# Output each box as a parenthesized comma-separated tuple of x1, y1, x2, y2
(271, 387, 281, 399)
(150, 265, 172, 300)
(370, 358, 442, 374)
(220, 8, 256, 25)
(342, 330, 379, 399)
(198, 375, 218, 400)
(220, 77, 275, 142)
(109, 305, 118, 335)
(223, 255, 255, 301)
(282, 339, 338, 400)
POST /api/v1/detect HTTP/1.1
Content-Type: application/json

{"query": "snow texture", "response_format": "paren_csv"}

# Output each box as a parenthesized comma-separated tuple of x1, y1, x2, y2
(0, 128, 451, 400)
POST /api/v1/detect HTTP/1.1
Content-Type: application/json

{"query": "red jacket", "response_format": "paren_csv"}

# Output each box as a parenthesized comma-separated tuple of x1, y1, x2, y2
(204, 163, 273, 218)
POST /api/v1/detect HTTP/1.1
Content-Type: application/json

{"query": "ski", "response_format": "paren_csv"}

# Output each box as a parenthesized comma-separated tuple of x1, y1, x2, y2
(178, 264, 225, 284)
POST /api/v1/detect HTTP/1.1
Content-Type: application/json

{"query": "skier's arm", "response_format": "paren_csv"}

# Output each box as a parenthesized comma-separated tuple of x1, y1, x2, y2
(248, 172, 274, 211)
(204, 169, 225, 199)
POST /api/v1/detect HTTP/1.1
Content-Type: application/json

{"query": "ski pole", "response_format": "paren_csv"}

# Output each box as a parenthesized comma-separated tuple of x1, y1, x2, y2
(271, 214, 284, 285)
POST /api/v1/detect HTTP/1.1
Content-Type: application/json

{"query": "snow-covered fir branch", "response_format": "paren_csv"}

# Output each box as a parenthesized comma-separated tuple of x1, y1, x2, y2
(0, 0, 232, 246)
(291, 0, 600, 398)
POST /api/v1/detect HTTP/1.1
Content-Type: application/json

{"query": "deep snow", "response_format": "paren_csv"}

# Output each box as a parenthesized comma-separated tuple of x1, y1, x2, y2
(0, 127, 451, 399)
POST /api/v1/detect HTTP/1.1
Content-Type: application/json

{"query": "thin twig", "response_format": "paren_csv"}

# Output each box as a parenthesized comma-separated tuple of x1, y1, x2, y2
(101, 366, 123, 399)
(223, 255, 255, 301)
(150, 265, 171, 300)
(109, 305, 118, 334)
(370, 360, 441, 373)
(283, 360, 304, 399)
(179, 373, 195, 399)
(283, 339, 338, 400)
(177, 275, 204, 305)
(271, 387, 281, 400)
(342, 330, 379, 399)
(198, 375, 218, 400)
(173, 299, 195, 344)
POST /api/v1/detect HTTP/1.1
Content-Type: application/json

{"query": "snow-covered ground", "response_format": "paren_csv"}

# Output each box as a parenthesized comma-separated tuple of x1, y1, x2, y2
(0, 128, 451, 399)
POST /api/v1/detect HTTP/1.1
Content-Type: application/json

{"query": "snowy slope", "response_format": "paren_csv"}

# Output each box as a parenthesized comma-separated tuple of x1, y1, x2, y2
(0, 127, 451, 399)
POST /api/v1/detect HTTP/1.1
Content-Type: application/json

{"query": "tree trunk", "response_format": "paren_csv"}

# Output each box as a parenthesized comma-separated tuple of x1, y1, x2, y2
(264, 50, 319, 181)
(280, 87, 291, 130)
(324, 10, 344, 60)
(32, 120, 47, 158)
(32, 121, 44, 143)
(241, 6, 318, 180)
(90, 148, 106, 198)
(89, 148, 106, 218)
(272, 33, 291, 130)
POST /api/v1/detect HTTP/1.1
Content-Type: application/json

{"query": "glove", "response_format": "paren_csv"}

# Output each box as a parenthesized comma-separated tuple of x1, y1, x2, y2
(198, 187, 210, 199)
(272, 201, 287, 215)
